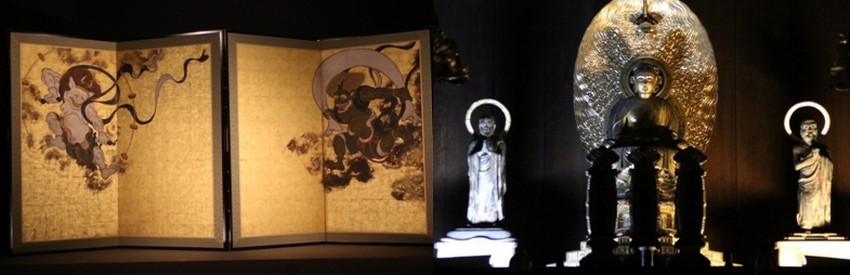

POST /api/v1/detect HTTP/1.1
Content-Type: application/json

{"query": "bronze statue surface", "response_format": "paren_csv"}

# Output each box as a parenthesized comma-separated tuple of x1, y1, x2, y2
(573, 0, 718, 154)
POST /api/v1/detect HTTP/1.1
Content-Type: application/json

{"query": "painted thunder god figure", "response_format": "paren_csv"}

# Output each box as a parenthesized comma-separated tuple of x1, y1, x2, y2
(465, 99, 511, 227)
(793, 119, 833, 231)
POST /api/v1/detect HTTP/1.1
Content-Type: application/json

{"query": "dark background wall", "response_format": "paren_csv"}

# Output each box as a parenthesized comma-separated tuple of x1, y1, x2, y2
(3, 0, 850, 270)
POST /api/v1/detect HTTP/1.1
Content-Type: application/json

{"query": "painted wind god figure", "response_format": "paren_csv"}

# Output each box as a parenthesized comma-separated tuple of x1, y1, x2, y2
(464, 99, 511, 227)
(28, 47, 209, 191)
(785, 102, 833, 231)
(41, 67, 119, 180)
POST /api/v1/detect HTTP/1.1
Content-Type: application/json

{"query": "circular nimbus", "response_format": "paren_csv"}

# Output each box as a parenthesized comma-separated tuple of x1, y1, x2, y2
(784, 101, 830, 136)
(620, 56, 672, 98)
(465, 98, 512, 135)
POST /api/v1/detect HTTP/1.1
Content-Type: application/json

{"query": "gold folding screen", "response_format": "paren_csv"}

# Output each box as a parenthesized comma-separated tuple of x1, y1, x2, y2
(229, 31, 432, 247)
(10, 30, 432, 253)
(10, 31, 225, 253)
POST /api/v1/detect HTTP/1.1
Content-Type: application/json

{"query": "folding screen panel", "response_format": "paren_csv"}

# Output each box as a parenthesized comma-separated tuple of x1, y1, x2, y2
(10, 31, 225, 253)
(228, 30, 432, 247)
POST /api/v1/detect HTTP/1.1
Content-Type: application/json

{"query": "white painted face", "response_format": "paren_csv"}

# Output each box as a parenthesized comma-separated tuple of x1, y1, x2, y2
(65, 78, 90, 110)
(632, 72, 660, 99)
(800, 121, 818, 145)
(478, 117, 496, 137)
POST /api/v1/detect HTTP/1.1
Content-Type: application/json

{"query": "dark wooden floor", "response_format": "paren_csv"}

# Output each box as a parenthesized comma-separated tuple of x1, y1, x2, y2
(0, 244, 434, 274)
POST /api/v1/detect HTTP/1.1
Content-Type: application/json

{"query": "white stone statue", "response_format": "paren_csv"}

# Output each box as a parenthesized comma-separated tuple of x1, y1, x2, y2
(793, 119, 833, 231)
(464, 99, 511, 227)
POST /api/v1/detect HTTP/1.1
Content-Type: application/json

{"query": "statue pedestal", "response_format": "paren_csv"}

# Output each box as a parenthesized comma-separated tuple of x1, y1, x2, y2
(434, 228, 516, 268)
(776, 233, 850, 267)
(564, 241, 592, 267)
(564, 239, 729, 267)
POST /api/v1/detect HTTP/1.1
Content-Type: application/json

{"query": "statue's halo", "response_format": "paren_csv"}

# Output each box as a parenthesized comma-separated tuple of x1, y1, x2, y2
(784, 101, 830, 136)
(620, 56, 672, 98)
(465, 98, 512, 135)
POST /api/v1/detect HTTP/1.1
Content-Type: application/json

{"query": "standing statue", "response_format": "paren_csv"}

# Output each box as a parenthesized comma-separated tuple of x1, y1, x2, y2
(793, 119, 833, 231)
(435, 99, 515, 267)
(784, 101, 833, 232)
(464, 99, 511, 227)
(467, 115, 506, 226)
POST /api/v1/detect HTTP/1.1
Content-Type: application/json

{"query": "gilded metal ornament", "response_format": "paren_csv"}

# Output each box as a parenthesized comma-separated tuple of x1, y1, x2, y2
(573, 0, 718, 153)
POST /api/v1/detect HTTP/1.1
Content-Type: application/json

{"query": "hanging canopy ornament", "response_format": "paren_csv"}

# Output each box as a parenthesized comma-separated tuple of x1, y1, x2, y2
(573, 0, 718, 153)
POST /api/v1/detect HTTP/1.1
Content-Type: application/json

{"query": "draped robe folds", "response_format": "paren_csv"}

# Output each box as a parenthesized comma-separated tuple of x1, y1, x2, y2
(607, 96, 685, 172)
(607, 96, 685, 235)
(467, 139, 507, 224)
(795, 145, 833, 230)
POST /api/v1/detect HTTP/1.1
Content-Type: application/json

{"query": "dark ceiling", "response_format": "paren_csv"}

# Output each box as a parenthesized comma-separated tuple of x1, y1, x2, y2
(0, 0, 433, 41)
